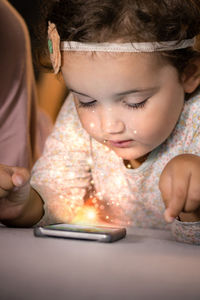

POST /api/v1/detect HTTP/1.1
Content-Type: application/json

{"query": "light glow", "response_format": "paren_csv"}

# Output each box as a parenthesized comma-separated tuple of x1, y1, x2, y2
(86, 207, 97, 220)
(71, 205, 99, 225)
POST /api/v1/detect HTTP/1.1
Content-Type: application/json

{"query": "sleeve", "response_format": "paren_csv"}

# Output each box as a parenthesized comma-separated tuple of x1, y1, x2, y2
(30, 94, 93, 225)
(171, 219, 200, 245)
(170, 94, 200, 244)
(0, 0, 40, 168)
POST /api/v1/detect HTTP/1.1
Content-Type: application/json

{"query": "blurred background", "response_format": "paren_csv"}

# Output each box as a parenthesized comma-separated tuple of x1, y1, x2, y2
(9, 0, 68, 123)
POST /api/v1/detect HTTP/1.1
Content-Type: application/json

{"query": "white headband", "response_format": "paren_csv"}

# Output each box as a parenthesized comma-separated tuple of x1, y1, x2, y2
(48, 22, 196, 74)
(60, 38, 195, 52)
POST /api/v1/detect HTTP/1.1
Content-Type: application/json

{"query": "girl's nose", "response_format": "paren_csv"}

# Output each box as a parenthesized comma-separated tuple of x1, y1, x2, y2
(100, 107, 125, 134)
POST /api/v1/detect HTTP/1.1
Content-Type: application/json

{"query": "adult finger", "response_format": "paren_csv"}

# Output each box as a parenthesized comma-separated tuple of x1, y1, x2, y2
(0, 166, 14, 196)
(0, 166, 30, 198)
(12, 167, 30, 187)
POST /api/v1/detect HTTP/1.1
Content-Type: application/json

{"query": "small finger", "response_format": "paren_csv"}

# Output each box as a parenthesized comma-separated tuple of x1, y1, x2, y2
(159, 171, 172, 206)
(159, 171, 174, 222)
(165, 173, 190, 222)
(164, 209, 176, 223)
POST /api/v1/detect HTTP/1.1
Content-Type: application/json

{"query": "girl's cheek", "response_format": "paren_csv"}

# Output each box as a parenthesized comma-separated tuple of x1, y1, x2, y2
(79, 112, 99, 133)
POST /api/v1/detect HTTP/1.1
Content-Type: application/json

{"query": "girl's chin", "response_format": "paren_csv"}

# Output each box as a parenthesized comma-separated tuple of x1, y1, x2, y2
(113, 148, 150, 161)
(112, 149, 141, 160)
(97, 138, 150, 160)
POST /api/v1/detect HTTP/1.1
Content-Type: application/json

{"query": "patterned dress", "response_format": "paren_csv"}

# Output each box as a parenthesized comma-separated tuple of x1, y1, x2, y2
(31, 91, 200, 244)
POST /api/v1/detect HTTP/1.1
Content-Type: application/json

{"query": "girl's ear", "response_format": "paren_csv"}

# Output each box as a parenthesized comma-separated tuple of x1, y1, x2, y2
(181, 58, 200, 93)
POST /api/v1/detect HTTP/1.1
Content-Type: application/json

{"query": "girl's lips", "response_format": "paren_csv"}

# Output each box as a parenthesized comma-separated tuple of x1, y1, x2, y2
(107, 139, 133, 148)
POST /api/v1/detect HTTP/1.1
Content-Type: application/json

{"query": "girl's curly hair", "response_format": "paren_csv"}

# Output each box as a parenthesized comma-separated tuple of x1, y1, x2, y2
(36, 0, 200, 73)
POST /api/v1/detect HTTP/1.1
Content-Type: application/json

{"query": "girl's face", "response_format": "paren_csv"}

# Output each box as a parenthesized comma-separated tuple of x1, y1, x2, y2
(62, 52, 186, 162)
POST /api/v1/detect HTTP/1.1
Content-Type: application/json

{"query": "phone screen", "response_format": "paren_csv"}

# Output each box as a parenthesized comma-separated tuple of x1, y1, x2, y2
(34, 223, 126, 243)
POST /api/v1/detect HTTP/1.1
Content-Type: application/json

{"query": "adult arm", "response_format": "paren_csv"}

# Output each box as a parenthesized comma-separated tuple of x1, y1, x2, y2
(0, 0, 39, 169)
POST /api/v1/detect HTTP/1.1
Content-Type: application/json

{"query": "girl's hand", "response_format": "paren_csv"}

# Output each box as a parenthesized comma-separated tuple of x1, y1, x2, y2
(0, 164, 30, 222)
(159, 154, 200, 223)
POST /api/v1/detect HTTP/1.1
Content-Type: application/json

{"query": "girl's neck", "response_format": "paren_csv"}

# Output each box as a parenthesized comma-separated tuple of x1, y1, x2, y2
(124, 153, 149, 169)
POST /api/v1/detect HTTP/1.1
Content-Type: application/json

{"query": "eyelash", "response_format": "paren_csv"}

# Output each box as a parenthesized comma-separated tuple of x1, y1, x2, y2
(78, 100, 96, 108)
(122, 98, 148, 109)
(77, 98, 148, 110)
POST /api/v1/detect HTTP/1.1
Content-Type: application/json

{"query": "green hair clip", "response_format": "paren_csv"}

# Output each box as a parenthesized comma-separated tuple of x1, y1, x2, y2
(48, 39, 53, 54)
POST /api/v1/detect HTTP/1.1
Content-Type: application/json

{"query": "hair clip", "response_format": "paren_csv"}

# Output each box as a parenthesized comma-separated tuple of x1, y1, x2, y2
(47, 21, 61, 74)
(48, 39, 53, 54)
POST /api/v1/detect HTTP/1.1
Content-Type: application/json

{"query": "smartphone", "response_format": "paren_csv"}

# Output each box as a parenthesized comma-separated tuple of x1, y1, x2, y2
(34, 223, 126, 243)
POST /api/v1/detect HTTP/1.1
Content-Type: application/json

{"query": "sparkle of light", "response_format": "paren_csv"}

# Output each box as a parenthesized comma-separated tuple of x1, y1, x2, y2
(86, 207, 97, 220)
(71, 205, 99, 225)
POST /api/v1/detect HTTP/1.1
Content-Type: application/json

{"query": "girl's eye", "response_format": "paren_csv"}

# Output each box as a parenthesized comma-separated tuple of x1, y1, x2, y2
(123, 98, 148, 109)
(74, 94, 97, 108)
(78, 100, 97, 108)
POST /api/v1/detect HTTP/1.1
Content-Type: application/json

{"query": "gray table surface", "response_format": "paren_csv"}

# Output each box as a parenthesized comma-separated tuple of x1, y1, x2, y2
(0, 225, 200, 300)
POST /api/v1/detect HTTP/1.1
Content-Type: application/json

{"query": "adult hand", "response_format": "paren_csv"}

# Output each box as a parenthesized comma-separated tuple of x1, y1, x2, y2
(159, 154, 200, 223)
(0, 164, 30, 222)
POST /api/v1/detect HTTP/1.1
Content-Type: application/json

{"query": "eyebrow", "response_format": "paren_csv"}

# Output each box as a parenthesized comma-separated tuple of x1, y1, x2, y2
(69, 89, 91, 97)
(69, 87, 157, 98)
(115, 87, 157, 96)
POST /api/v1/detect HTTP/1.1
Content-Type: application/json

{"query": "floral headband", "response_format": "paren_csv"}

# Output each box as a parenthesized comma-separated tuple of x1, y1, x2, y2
(48, 21, 195, 74)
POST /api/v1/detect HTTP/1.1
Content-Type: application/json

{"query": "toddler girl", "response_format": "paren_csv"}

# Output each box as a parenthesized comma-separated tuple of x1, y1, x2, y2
(3, 0, 200, 244)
